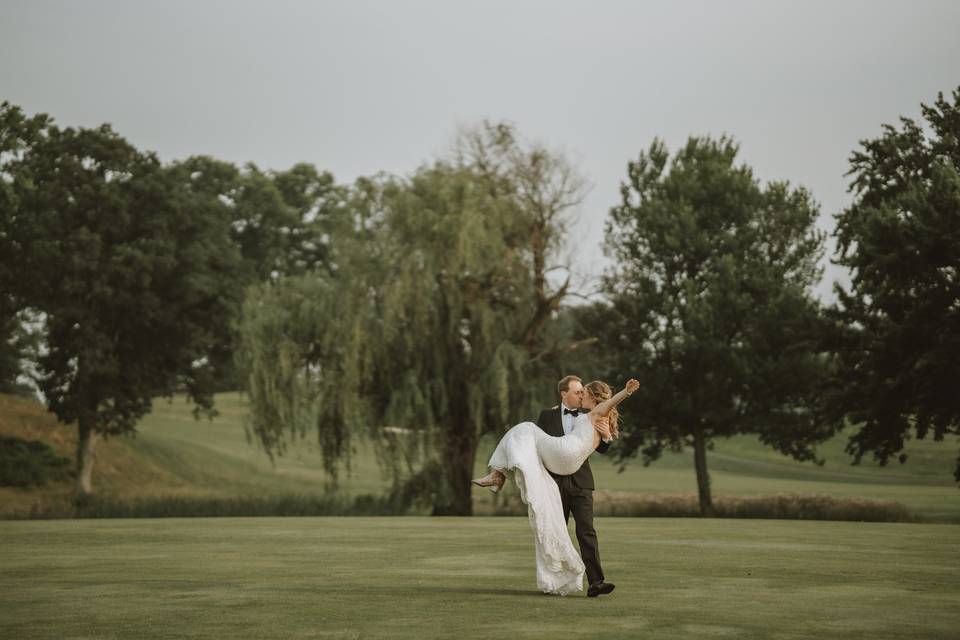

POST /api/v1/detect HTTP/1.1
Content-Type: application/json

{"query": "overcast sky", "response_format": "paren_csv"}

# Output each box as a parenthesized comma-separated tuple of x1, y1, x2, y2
(3, 0, 959, 301)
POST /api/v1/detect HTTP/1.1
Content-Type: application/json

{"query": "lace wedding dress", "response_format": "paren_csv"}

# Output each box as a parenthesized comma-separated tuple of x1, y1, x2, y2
(486, 412, 597, 595)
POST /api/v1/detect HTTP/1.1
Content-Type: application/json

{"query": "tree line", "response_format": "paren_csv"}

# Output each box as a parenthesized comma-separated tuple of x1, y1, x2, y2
(1, 87, 957, 515)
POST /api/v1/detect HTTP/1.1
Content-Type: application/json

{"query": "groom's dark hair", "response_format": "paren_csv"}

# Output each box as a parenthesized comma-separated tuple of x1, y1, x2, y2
(557, 375, 582, 396)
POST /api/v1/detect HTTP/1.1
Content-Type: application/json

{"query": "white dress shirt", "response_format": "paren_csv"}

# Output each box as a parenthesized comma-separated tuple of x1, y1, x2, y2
(561, 407, 577, 435)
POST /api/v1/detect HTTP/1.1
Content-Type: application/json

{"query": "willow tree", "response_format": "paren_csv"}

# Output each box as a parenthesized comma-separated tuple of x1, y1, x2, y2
(239, 124, 588, 515)
(597, 136, 840, 515)
(453, 122, 591, 358)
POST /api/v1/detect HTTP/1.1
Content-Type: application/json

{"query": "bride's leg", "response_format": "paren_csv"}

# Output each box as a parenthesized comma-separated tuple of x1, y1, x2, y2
(472, 468, 507, 492)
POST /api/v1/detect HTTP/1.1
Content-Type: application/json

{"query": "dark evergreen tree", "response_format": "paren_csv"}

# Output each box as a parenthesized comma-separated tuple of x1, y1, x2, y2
(827, 87, 960, 482)
(599, 135, 839, 514)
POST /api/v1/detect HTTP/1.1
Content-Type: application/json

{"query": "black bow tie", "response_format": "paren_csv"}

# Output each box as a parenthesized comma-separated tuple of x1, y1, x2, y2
(563, 408, 579, 417)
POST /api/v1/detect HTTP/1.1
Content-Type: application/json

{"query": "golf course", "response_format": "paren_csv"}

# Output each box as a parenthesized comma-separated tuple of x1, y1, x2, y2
(2, 393, 959, 638)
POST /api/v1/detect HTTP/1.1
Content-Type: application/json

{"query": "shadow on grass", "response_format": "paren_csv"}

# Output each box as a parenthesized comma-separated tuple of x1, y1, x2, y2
(398, 586, 549, 598)
(276, 583, 551, 598)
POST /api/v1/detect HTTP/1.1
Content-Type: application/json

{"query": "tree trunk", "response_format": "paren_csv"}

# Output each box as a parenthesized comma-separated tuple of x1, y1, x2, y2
(692, 427, 714, 516)
(432, 416, 477, 516)
(76, 417, 101, 498)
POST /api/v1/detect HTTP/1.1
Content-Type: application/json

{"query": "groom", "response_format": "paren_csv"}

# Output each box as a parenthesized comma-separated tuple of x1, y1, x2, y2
(536, 374, 615, 598)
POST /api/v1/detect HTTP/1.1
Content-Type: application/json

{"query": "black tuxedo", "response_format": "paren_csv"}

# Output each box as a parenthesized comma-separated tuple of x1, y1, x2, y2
(535, 406, 609, 585)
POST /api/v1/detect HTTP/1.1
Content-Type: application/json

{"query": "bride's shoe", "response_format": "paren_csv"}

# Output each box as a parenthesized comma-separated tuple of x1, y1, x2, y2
(472, 470, 506, 493)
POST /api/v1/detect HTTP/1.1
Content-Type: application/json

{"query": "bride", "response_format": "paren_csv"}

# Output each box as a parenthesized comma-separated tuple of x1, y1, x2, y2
(472, 378, 640, 595)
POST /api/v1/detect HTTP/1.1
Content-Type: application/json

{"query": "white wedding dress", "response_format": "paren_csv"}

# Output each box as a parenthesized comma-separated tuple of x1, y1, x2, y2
(486, 412, 597, 596)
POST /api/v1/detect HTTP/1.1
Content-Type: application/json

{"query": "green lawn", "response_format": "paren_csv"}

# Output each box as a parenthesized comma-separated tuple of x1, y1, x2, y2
(1, 517, 957, 639)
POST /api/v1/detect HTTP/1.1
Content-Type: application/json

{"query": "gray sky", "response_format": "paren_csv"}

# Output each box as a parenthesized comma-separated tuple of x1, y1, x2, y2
(3, 0, 959, 301)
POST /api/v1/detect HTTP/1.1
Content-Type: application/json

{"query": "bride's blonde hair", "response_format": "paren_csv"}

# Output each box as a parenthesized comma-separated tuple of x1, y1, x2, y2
(585, 380, 619, 438)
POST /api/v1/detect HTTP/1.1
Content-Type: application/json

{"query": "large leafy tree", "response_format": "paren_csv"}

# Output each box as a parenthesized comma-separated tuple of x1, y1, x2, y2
(166, 157, 346, 391)
(0, 317, 21, 394)
(0, 267, 20, 394)
(239, 124, 588, 515)
(0, 102, 242, 496)
(0, 104, 44, 394)
(827, 87, 960, 481)
(229, 161, 343, 282)
(597, 136, 839, 514)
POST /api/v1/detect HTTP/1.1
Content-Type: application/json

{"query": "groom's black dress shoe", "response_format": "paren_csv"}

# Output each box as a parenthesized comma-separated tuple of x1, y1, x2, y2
(587, 580, 615, 597)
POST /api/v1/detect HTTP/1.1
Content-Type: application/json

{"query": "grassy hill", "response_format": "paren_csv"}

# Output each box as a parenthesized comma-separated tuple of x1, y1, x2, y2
(2, 392, 958, 521)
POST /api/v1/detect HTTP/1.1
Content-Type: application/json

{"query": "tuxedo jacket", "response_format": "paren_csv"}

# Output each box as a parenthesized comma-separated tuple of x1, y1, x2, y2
(535, 406, 610, 490)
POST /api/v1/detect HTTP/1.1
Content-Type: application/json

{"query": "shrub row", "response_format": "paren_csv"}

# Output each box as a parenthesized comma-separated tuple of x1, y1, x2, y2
(4, 491, 915, 522)
(5, 493, 404, 520)
(483, 491, 915, 522)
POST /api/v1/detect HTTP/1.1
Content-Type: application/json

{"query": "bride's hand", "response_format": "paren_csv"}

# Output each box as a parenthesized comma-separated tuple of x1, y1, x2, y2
(624, 378, 640, 395)
(593, 417, 612, 441)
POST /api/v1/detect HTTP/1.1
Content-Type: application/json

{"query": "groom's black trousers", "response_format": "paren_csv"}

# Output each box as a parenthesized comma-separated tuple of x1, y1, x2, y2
(556, 475, 604, 585)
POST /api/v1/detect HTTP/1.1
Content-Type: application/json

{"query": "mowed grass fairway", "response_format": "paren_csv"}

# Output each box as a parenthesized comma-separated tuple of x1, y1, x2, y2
(1, 517, 957, 639)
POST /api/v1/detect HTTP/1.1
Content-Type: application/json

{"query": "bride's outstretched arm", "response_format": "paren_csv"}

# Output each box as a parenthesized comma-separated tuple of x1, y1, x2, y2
(589, 379, 640, 420)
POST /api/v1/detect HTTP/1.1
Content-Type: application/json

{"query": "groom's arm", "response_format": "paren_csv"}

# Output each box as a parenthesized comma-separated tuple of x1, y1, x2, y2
(595, 440, 610, 454)
(535, 409, 551, 432)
